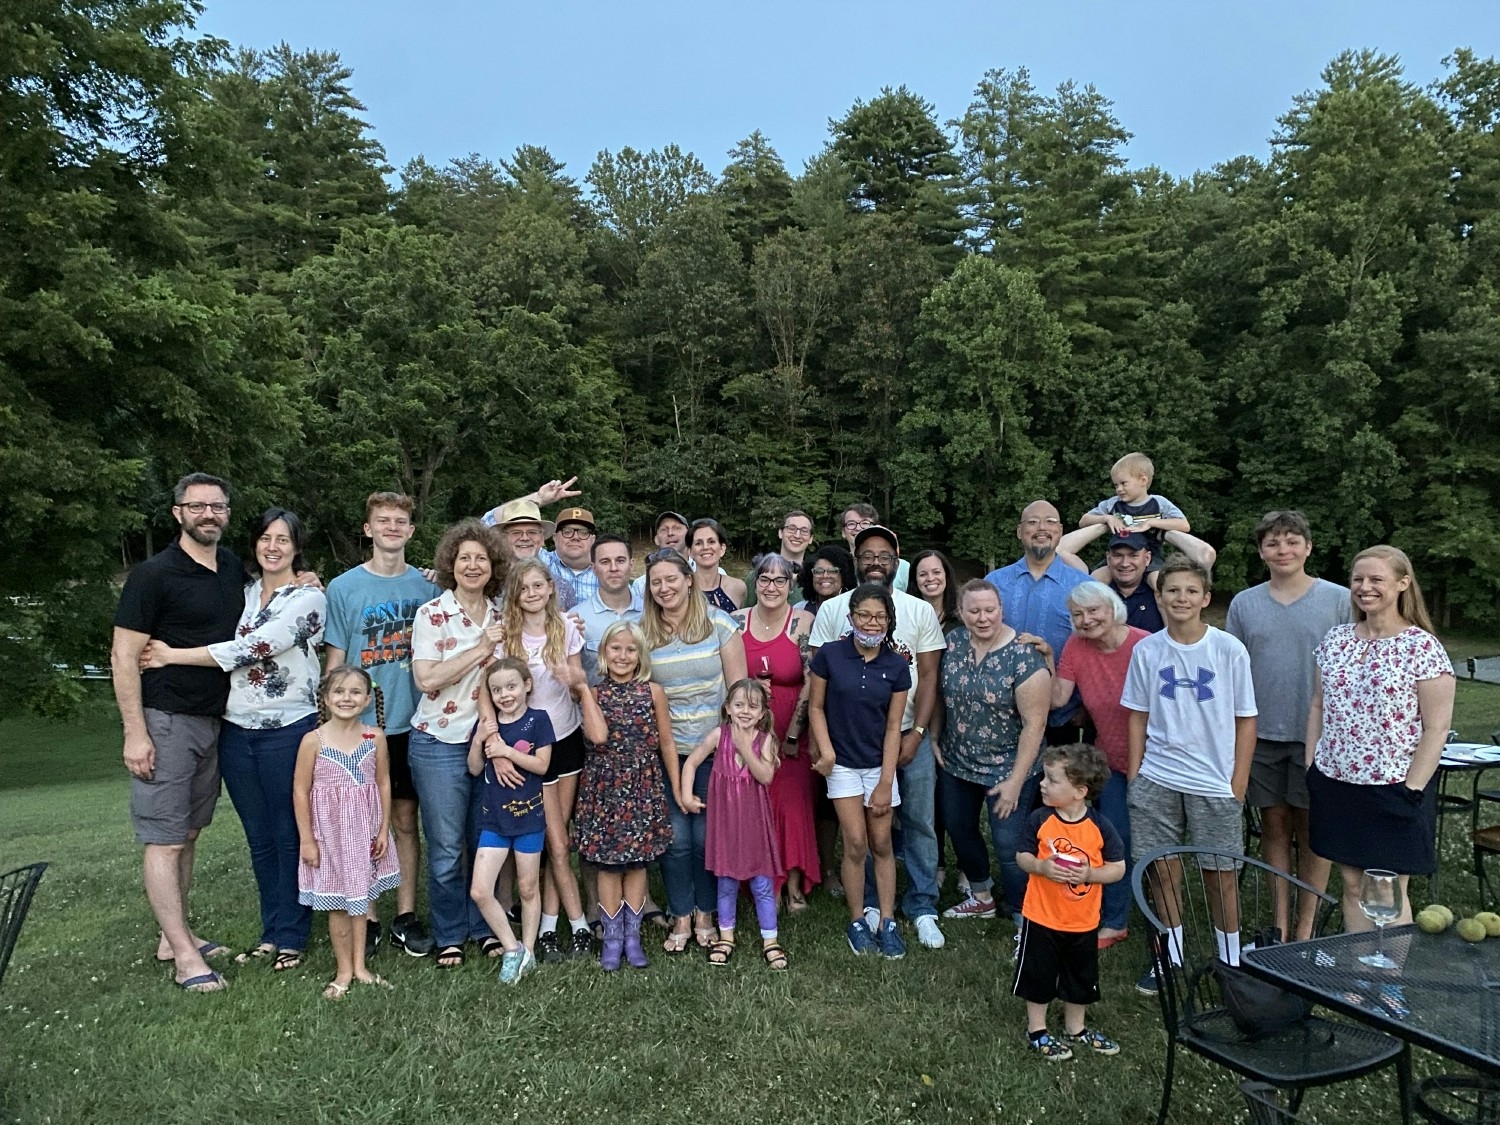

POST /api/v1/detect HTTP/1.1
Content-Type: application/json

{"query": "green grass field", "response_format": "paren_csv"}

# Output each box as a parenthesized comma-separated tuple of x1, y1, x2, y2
(3, 662, 1499, 1124)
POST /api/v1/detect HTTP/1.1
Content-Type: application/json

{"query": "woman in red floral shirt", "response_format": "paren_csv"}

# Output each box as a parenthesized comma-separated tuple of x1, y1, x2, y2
(1306, 545, 1455, 930)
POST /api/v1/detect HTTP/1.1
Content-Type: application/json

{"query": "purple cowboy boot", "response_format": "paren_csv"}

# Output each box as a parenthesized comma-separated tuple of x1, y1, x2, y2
(623, 901, 649, 969)
(599, 904, 625, 971)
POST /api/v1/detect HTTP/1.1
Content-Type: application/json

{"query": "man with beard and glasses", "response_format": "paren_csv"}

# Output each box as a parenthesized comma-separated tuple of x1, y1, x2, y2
(809, 525, 946, 950)
(111, 473, 249, 992)
(984, 501, 1092, 743)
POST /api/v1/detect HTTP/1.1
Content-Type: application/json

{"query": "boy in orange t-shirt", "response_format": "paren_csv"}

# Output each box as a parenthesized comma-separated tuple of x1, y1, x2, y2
(1014, 744, 1126, 1061)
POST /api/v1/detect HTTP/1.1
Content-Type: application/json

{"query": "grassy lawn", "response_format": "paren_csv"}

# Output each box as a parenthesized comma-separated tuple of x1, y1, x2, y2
(3, 664, 1499, 1124)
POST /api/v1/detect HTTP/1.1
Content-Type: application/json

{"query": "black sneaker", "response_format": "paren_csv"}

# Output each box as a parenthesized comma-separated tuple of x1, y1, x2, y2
(389, 912, 435, 957)
(505, 904, 522, 929)
(364, 920, 381, 961)
(567, 927, 594, 960)
(537, 930, 565, 964)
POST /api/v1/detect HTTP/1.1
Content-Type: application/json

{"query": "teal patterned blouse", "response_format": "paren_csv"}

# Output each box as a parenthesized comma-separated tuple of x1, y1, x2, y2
(938, 627, 1048, 787)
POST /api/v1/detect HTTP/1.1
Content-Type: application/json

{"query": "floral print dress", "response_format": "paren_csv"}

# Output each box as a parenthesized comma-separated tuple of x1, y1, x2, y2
(572, 679, 672, 866)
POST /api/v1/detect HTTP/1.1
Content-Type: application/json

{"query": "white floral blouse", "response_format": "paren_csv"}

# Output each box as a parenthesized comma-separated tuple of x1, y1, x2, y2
(209, 581, 326, 730)
(1313, 624, 1453, 786)
(411, 589, 502, 744)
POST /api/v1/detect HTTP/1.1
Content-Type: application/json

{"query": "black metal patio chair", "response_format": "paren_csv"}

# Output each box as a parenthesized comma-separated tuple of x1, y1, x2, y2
(0, 863, 47, 995)
(1133, 845, 1410, 1125)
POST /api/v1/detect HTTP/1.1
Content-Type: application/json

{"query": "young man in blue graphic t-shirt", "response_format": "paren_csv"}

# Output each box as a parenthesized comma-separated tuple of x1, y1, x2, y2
(1121, 556, 1256, 992)
(325, 492, 440, 957)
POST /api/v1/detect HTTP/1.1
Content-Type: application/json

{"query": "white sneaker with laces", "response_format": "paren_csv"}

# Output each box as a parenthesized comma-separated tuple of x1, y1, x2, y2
(915, 915, 946, 949)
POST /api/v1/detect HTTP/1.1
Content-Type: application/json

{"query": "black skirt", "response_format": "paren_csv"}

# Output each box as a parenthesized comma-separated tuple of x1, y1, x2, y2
(1307, 763, 1438, 876)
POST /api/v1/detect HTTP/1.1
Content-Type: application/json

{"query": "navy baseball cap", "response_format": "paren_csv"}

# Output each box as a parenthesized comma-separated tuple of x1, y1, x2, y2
(1109, 532, 1151, 552)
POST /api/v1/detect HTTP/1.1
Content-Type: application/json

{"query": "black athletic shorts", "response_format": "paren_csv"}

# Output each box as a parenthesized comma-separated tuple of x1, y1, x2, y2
(1012, 917, 1100, 1006)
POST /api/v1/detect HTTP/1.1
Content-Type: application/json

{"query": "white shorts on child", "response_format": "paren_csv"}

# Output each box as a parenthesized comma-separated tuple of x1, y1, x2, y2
(827, 764, 901, 807)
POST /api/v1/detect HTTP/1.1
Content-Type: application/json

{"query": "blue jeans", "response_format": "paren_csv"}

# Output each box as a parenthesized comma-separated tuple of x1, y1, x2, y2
(408, 730, 490, 947)
(863, 734, 940, 921)
(938, 766, 1040, 923)
(663, 758, 716, 918)
(1097, 768, 1133, 931)
(219, 715, 315, 950)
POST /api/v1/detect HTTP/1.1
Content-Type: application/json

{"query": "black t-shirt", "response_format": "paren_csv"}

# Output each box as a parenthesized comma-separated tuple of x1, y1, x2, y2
(114, 539, 248, 715)
(1112, 578, 1164, 634)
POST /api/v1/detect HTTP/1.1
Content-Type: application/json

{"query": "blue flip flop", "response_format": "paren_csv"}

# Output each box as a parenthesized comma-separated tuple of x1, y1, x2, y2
(155, 940, 230, 963)
(175, 971, 226, 993)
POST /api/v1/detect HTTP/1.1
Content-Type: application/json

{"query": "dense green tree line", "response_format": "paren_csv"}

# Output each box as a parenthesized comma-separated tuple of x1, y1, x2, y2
(4, 1, 1499, 715)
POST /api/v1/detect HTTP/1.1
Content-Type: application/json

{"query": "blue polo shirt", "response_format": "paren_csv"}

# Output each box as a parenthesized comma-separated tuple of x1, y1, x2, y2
(810, 636, 912, 770)
(983, 553, 1089, 724)
(574, 588, 645, 684)
(1112, 579, 1164, 634)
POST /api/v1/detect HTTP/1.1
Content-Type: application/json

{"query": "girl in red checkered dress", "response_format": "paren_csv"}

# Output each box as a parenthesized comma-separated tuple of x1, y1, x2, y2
(294, 667, 401, 1000)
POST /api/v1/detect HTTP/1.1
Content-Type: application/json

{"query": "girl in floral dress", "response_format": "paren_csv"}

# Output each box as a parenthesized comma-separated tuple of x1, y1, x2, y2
(572, 621, 676, 970)
(294, 666, 401, 999)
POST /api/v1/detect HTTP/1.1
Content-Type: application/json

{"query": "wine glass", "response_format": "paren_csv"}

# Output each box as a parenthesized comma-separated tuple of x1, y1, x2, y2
(1358, 869, 1403, 969)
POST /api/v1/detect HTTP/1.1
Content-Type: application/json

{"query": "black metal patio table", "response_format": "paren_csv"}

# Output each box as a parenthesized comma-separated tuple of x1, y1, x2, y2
(1243, 926, 1500, 1120)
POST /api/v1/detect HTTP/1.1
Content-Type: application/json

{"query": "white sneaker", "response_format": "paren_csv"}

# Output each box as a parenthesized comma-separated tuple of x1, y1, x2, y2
(915, 915, 946, 949)
(863, 906, 880, 932)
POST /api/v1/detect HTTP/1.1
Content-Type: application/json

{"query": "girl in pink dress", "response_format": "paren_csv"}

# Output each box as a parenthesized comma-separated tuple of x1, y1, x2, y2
(294, 667, 401, 1000)
(678, 679, 787, 970)
(735, 554, 820, 909)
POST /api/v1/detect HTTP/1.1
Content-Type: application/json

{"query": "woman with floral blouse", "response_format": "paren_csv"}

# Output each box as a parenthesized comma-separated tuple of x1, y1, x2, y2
(141, 508, 325, 971)
(409, 519, 510, 968)
(1306, 545, 1455, 931)
(930, 579, 1051, 926)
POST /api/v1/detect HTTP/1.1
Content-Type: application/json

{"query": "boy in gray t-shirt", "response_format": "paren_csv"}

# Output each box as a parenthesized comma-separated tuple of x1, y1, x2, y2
(1223, 510, 1352, 940)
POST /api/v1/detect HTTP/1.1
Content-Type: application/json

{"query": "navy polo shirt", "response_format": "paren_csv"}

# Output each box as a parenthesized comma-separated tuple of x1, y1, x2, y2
(810, 636, 912, 770)
(114, 539, 248, 715)
(1112, 579, 1164, 634)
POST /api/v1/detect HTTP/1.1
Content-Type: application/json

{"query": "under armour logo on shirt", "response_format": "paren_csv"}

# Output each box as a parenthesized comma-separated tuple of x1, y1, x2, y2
(1159, 665, 1215, 702)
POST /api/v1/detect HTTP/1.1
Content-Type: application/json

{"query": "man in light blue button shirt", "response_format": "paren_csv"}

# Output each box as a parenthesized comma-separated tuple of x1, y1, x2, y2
(983, 500, 1091, 734)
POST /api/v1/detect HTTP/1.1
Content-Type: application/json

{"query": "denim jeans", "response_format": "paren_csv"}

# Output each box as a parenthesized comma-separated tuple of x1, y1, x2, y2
(937, 766, 1040, 923)
(662, 758, 716, 919)
(219, 716, 316, 950)
(1097, 768, 1133, 931)
(863, 734, 940, 921)
(408, 730, 490, 947)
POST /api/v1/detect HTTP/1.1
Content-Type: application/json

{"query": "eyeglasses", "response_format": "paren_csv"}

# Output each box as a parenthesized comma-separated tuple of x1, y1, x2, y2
(843, 519, 874, 532)
(1022, 517, 1062, 528)
(856, 552, 897, 566)
(810, 567, 841, 579)
(177, 502, 229, 515)
(851, 610, 889, 627)
(781, 525, 812, 537)
(756, 575, 790, 589)
(556, 527, 594, 540)
(646, 548, 686, 565)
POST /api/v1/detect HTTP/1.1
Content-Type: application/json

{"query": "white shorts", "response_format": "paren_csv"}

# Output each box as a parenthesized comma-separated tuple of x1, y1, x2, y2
(827, 764, 901, 807)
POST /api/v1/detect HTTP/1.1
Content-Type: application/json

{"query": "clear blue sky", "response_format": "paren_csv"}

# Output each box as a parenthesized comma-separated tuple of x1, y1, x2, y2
(197, 0, 1499, 183)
